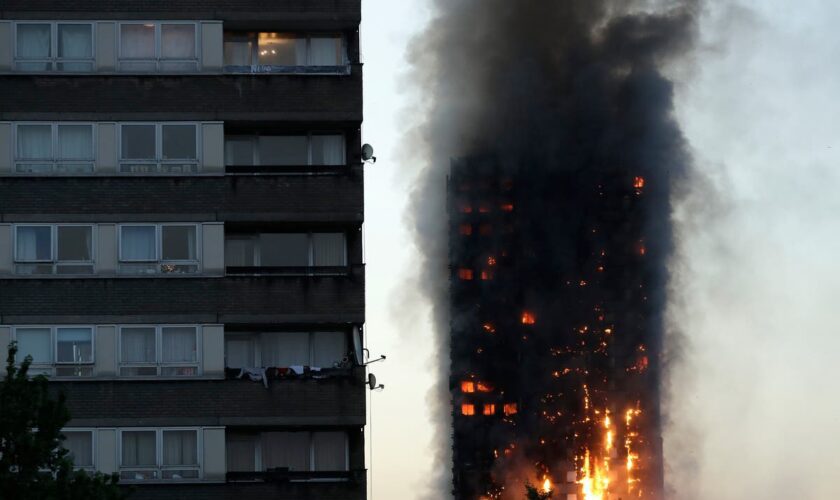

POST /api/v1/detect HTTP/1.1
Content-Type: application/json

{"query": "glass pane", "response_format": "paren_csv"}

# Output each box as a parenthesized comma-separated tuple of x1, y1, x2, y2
(311, 135, 344, 165)
(120, 226, 156, 261)
(224, 41, 252, 66)
(259, 136, 307, 166)
(261, 332, 309, 367)
(16, 24, 51, 59)
(121, 328, 156, 363)
(16, 328, 52, 364)
(163, 430, 197, 466)
(161, 125, 196, 160)
(122, 431, 156, 467)
(225, 237, 256, 267)
(261, 432, 310, 471)
(313, 432, 346, 471)
(57, 226, 92, 262)
(259, 233, 309, 267)
(224, 137, 255, 166)
(17, 125, 52, 160)
(161, 226, 196, 261)
(121, 125, 156, 160)
(58, 125, 93, 160)
(257, 33, 305, 66)
(161, 24, 195, 59)
(16, 226, 52, 261)
(225, 337, 255, 368)
(309, 37, 342, 65)
(58, 24, 93, 59)
(63, 431, 94, 467)
(162, 327, 196, 363)
(56, 62, 93, 72)
(311, 332, 347, 368)
(312, 233, 345, 266)
(121, 24, 155, 59)
(56, 328, 93, 364)
(226, 435, 257, 472)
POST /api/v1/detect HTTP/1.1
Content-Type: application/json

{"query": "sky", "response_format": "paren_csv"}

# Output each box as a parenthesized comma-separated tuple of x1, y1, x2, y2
(361, 1, 840, 499)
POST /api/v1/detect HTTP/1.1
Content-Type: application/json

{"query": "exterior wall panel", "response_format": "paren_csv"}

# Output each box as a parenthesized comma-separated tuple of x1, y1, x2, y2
(95, 22, 116, 71)
(203, 427, 226, 481)
(0, 22, 10, 71)
(0, 123, 11, 173)
(201, 22, 223, 72)
(0, 224, 10, 273)
(95, 123, 117, 172)
(95, 325, 117, 376)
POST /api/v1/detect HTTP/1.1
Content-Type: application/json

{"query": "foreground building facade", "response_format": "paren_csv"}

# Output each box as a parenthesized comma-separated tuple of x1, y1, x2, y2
(0, 1, 366, 498)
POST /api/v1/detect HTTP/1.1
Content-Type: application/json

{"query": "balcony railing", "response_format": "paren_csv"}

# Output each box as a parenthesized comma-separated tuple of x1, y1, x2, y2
(226, 469, 365, 483)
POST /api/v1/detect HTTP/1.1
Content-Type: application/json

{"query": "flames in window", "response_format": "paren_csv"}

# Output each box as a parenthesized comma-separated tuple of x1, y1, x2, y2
(521, 311, 536, 325)
(458, 268, 474, 280)
(461, 404, 475, 416)
(503, 403, 518, 416)
(483, 404, 496, 416)
(461, 381, 476, 393)
(460, 224, 473, 235)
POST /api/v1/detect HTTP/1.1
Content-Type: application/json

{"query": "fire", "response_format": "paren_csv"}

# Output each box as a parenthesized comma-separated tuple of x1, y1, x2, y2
(633, 176, 645, 189)
(461, 404, 475, 416)
(458, 268, 474, 280)
(476, 381, 494, 392)
(461, 204, 473, 213)
(500, 203, 514, 212)
(521, 311, 536, 325)
(487, 256, 497, 266)
(483, 323, 496, 334)
(460, 224, 473, 235)
(503, 403, 518, 416)
(461, 381, 476, 393)
(480, 270, 493, 280)
(542, 477, 552, 493)
(483, 404, 496, 415)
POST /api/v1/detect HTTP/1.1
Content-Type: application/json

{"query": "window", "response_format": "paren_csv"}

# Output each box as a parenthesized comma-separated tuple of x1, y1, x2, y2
(119, 23, 198, 72)
(223, 33, 344, 71)
(120, 124, 199, 173)
(224, 134, 345, 168)
(224, 232, 346, 269)
(14, 225, 94, 275)
(227, 431, 347, 474)
(14, 22, 93, 72)
(62, 430, 94, 469)
(120, 326, 199, 377)
(224, 331, 346, 369)
(120, 429, 200, 481)
(118, 224, 199, 274)
(13, 326, 94, 377)
(15, 123, 94, 174)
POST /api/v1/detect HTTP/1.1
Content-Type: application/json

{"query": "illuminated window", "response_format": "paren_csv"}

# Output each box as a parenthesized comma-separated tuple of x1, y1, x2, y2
(521, 312, 536, 325)
(460, 204, 473, 214)
(459, 224, 473, 236)
(476, 382, 494, 393)
(461, 404, 475, 416)
(478, 204, 491, 213)
(634, 176, 645, 189)
(500, 203, 514, 212)
(480, 270, 493, 281)
(458, 269, 474, 280)
(503, 403, 518, 416)
(483, 404, 496, 416)
(461, 381, 475, 393)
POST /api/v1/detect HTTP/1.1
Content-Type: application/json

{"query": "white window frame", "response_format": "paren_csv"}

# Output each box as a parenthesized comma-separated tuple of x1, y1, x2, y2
(117, 22, 200, 72)
(118, 427, 203, 482)
(118, 325, 202, 377)
(224, 132, 346, 167)
(13, 21, 96, 72)
(61, 428, 97, 470)
(224, 232, 346, 268)
(12, 325, 96, 377)
(12, 224, 97, 275)
(224, 331, 347, 368)
(13, 123, 96, 174)
(223, 32, 347, 71)
(118, 122, 201, 174)
(117, 223, 202, 274)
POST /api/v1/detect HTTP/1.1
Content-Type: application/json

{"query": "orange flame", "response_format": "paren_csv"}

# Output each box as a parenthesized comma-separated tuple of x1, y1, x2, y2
(461, 381, 475, 393)
(521, 311, 536, 325)
(461, 404, 475, 416)
(483, 404, 496, 415)
(633, 176, 645, 189)
(458, 268, 474, 280)
(503, 403, 518, 416)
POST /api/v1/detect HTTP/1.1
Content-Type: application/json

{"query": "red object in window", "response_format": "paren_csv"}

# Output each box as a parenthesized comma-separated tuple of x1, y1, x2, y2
(459, 224, 473, 236)
(461, 381, 476, 393)
(521, 311, 536, 325)
(483, 404, 496, 416)
(487, 256, 497, 266)
(479, 224, 493, 236)
(503, 403, 518, 416)
(460, 204, 473, 214)
(480, 270, 493, 281)
(634, 176, 645, 189)
(461, 404, 475, 416)
(458, 269, 474, 280)
(500, 203, 514, 212)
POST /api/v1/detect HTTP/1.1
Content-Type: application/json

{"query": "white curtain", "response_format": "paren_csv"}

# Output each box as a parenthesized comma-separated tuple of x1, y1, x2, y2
(121, 226, 156, 261)
(225, 337, 255, 368)
(261, 432, 310, 471)
(309, 37, 341, 65)
(312, 233, 345, 266)
(16, 328, 52, 364)
(56, 328, 93, 363)
(17, 125, 52, 160)
(63, 432, 93, 467)
(162, 327, 196, 363)
(161, 24, 195, 59)
(57, 125, 92, 160)
(121, 328, 156, 363)
(226, 435, 256, 472)
(16, 24, 50, 59)
(16, 226, 51, 261)
(311, 135, 344, 165)
(162, 430, 197, 466)
(225, 237, 256, 267)
(122, 431, 156, 467)
(121, 24, 155, 58)
(313, 432, 346, 471)
(261, 332, 309, 367)
(311, 332, 346, 368)
(57, 24, 92, 59)
(223, 41, 252, 66)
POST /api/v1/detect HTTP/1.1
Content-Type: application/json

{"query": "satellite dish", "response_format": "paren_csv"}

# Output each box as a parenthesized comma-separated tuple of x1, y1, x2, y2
(361, 144, 376, 163)
(368, 373, 377, 390)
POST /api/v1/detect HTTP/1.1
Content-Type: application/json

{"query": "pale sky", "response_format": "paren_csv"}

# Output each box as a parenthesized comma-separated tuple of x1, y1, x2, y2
(361, 1, 840, 499)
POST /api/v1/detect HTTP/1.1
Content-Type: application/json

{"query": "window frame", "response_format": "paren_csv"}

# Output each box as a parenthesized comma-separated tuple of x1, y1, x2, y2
(224, 331, 347, 369)
(118, 325, 202, 377)
(223, 32, 347, 72)
(117, 223, 201, 274)
(13, 21, 95, 72)
(12, 223, 96, 275)
(117, 22, 200, 72)
(12, 325, 96, 377)
(224, 132, 346, 168)
(224, 231, 347, 269)
(228, 431, 349, 474)
(61, 428, 96, 470)
(118, 122, 201, 174)
(118, 427, 203, 482)
(13, 122, 96, 174)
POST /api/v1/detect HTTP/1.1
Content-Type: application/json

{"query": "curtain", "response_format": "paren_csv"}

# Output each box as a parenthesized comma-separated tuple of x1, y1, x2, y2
(311, 135, 344, 165)
(162, 430, 197, 466)
(162, 327, 196, 363)
(226, 435, 256, 472)
(225, 237, 256, 267)
(16, 226, 51, 261)
(259, 136, 308, 166)
(121, 328, 156, 363)
(261, 432, 309, 471)
(261, 332, 308, 367)
(122, 431, 156, 467)
(225, 337, 255, 368)
(260, 233, 309, 267)
(161, 24, 195, 59)
(57, 125, 92, 160)
(309, 37, 341, 65)
(121, 226, 156, 261)
(16, 328, 51, 364)
(56, 328, 93, 363)
(313, 432, 346, 471)
(312, 233, 345, 266)
(223, 41, 252, 66)
(17, 125, 52, 160)
(57, 24, 92, 59)
(311, 332, 347, 368)
(121, 24, 155, 58)
(63, 432, 93, 467)
(16, 24, 50, 59)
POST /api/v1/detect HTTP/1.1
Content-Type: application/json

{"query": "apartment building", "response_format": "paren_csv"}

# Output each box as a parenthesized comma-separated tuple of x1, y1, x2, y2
(0, 1, 366, 498)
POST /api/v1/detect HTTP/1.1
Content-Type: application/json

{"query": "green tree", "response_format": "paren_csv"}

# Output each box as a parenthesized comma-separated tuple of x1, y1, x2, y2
(0, 342, 127, 500)
(525, 482, 553, 500)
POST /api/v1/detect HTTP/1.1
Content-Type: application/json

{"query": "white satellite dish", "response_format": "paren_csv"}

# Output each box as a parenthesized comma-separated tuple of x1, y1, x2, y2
(361, 143, 376, 163)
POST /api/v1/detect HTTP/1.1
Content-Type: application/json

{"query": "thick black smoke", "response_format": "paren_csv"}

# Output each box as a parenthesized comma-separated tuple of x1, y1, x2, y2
(403, 1, 699, 498)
